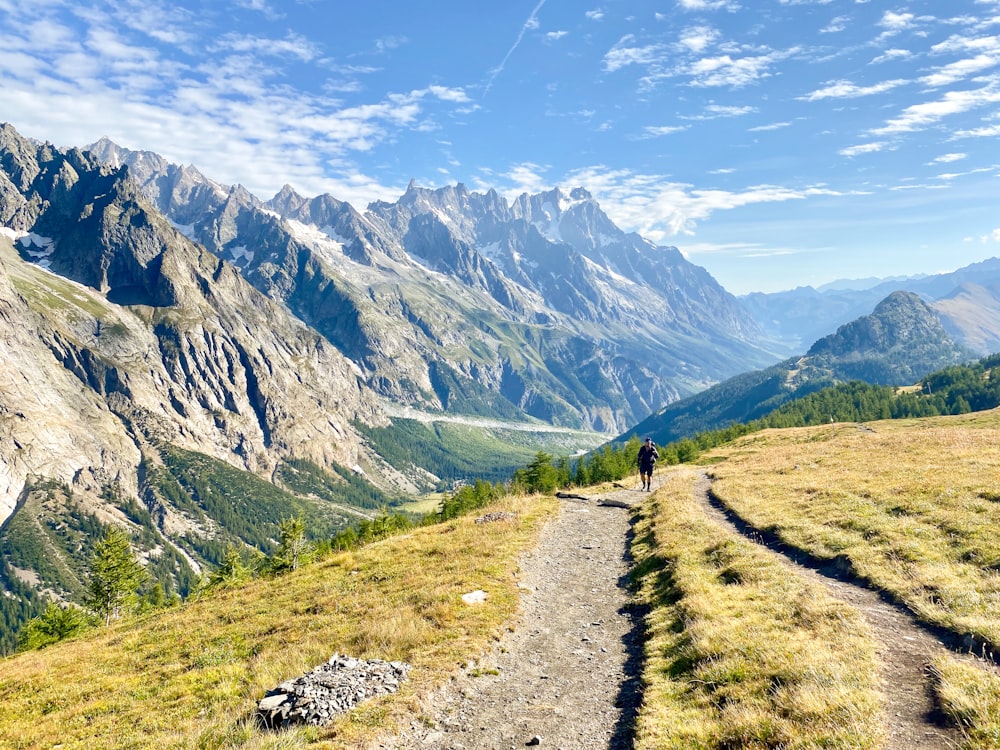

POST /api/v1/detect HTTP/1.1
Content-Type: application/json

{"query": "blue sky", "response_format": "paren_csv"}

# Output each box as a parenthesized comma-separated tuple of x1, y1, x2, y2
(2, 1, 1000, 293)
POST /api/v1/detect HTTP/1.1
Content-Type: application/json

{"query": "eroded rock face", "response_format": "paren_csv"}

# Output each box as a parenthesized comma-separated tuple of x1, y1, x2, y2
(257, 654, 411, 729)
(0, 124, 392, 527)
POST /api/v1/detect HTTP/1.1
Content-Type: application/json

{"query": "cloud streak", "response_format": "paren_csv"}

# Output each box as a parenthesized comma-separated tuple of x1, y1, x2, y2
(483, 0, 547, 96)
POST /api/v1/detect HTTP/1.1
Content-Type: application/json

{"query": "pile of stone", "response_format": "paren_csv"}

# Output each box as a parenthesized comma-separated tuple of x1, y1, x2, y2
(474, 510, 518, 524)
(257, 653, 411, 729)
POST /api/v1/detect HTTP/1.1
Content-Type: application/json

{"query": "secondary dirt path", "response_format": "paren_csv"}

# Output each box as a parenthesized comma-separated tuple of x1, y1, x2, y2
(690, 472, 971, 750)
(379, 471, 994, 749)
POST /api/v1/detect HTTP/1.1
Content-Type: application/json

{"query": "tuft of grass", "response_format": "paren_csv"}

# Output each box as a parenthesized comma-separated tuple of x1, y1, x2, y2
(632, 466, 883, 750)
(930, 656, 1000, 750)
(0, 494, 557, 749)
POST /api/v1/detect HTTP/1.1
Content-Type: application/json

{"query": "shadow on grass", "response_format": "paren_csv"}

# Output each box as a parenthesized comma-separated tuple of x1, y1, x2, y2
(609, 513, 650, 750)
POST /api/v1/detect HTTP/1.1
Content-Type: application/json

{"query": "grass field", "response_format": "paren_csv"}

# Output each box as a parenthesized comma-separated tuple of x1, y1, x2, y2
(631, 466, 883, 749)
(701, 409, 1000, 748)
(0, 494, 558, 750)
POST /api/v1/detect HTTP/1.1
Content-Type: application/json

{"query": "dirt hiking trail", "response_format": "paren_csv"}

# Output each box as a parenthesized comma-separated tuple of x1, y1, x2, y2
(378, 472, 994, 749)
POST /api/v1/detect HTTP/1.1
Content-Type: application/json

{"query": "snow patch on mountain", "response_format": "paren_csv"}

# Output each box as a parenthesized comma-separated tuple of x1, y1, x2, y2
(534, 201, 563, 243)
(17, 234, 55, 269)
(170, 220, 196, 240)
(285, 219, 347, 264)
(229, 245, 254, 264)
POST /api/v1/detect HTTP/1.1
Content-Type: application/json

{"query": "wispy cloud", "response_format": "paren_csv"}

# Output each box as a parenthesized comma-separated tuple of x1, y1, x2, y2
(840, 141, 889, 156)
(641, 125, 690, 137)
(821, 16, 849, 33)
(930, 152, 967, 163)
(683, 104, 757, 119)
(677, 25, 720, 54)
(749, 121, 792, 131)
(871, 48, 912, 64)
(799, 78, 907, 100)
(211, 32, 321, 62)
(951, 122, 1000, 137)
(676, 0, 740, 11)
(685, 49, 791, 87)
(483, 0, 547, 96)
(871, 77, 1000, 134)
(524, 165, 849, 240)
(603, 36, 668, 72)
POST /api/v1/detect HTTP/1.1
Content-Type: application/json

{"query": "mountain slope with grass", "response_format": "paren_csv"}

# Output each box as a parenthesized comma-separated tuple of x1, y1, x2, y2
(623, 290, 974, 446)
(5, 410, 1000, 749)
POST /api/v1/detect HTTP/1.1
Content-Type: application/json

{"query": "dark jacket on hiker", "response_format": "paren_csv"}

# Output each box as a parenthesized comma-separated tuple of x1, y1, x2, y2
(638, 441, 659, 474)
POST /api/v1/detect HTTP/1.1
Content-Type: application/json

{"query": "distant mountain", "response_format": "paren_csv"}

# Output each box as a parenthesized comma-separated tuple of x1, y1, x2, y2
(623, 290, 975, 446)
(87, 138, 779, 433)
(742, 259, 1000, 356)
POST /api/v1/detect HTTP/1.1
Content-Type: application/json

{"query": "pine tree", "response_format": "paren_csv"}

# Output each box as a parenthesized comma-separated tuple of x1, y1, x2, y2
(87, 526, 148, 626)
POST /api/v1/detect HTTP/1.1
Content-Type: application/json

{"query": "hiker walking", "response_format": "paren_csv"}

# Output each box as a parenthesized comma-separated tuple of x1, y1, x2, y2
(637, 437, 658, 491)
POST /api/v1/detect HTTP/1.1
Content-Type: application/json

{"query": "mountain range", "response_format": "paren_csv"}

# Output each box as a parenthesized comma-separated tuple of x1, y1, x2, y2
(86, 136, 777, 434)
(0, 121, 997, 646)
(742, 259, 1000, 357)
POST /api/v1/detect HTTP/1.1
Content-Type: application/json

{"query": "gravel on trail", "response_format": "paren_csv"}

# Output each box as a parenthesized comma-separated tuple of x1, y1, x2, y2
(378, 471, 998, 750)
(378, 480, 651, 750)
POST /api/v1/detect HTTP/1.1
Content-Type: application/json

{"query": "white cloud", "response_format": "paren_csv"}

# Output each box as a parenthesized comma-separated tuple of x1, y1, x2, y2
(553, 166, 847, 240)
(800, 78, 907, 100)
(749, 121, 792, 131)
(676, 0, 739, 10)
(212, 32, 321, 62)
(951, 123, 1000, 137)
(975, 228, 1000, 242)
(879, 11, 916, 35)
(821, 16, 849, 33)
(546, 30, 569, 41)
(677, 25, 720, 54)
(603, 36, 668, 72)
(839, 141, 889, 156)
(872, 78, 1000, 134)
(921, 54, 1000, 87)
(685, 104, 756, 118)
(641, 125, 690, 137)
(930, 152, 967, 163)
(586, 9, 604, 21)
(871, 48, 912, 64)
(685, 50, 787, 87)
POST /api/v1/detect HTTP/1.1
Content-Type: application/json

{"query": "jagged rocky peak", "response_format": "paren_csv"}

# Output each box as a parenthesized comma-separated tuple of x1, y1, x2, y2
(807, 290, 968, 366)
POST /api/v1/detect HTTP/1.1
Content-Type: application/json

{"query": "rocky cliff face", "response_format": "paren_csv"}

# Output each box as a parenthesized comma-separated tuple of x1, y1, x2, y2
(86, 139, 779, 433)
(0, 124, 392, 531)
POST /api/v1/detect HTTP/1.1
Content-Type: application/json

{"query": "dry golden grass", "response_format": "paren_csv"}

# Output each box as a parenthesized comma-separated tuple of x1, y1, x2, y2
(632, 465, 882, 750)
(705, 410, 1000, 647)
(697, 409, 1000, 748)
(0, 494, 557, 750)
(931, 656, 1000, 750)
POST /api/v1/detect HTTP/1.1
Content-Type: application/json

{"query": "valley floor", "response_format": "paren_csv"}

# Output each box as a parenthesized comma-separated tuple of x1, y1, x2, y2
(377, 469, 998, 750)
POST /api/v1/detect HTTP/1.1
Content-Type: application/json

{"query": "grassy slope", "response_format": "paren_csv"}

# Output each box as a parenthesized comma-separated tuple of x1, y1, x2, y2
(0, 494, 557, 750)
(699, 409, 1000, 748)
(632, 466, 882, 749)
(6, 412, 1000, 749)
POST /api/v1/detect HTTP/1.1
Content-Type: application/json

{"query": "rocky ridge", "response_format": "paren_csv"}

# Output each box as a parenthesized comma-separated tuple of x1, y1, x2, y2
(85, 136, 779, 433)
